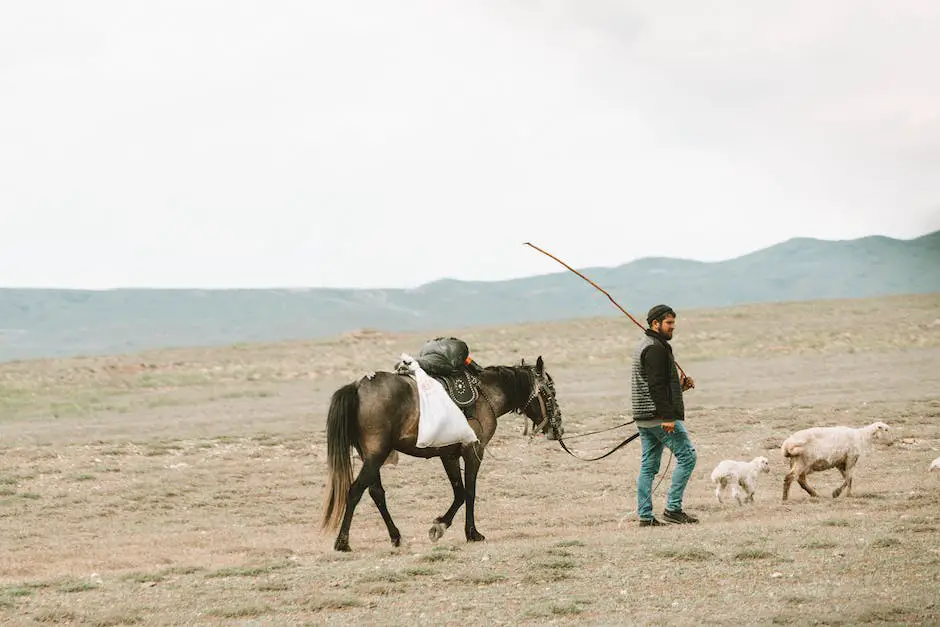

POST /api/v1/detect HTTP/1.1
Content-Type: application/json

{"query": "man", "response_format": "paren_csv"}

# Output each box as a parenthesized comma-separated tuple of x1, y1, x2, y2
(632, 304, 698, 526)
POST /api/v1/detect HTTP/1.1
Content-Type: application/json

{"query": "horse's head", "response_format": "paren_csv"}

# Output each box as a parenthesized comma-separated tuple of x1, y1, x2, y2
(519, 356, 564, 440)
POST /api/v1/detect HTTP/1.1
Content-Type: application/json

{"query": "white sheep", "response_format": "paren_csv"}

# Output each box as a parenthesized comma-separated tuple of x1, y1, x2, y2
(781, 421, 890, 501)
(710, 456, 770, 505)
(929, 456, 940, 472)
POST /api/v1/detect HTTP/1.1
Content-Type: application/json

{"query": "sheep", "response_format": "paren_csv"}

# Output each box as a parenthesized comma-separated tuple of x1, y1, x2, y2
(930, 456, 940, 472)
(710, 456, 770, 505)
(781, 421, 890, 501)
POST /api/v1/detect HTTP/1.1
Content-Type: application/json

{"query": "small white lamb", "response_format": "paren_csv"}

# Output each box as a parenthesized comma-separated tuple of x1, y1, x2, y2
(781, 421, 890, 501)
(710, 456, 770, 505)
(929, 456, 940, 472)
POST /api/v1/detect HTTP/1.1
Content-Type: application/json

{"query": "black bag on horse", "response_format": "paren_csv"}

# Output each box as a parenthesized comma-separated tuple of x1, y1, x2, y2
(415, 337, 481, 376)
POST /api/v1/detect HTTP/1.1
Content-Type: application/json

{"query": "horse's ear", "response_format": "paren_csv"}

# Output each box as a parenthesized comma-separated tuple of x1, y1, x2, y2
(535, 355, 544, 375)
(520, 357, 525, 366)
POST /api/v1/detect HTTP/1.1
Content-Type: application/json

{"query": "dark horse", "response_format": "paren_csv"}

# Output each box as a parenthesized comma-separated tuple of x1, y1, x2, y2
(321, 356, 563, 552)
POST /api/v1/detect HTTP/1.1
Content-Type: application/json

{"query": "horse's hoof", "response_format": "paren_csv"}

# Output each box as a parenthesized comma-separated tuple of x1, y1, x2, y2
(832, 489, 841, 498)
(467, 530, 486, 542)
(391, 536, 401, 547)
(428, 522, 447, 542)
(334, 541, 351, 552)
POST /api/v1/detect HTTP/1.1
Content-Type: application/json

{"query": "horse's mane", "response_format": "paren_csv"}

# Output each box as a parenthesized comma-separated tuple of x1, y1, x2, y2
(480, 365, 533, 410)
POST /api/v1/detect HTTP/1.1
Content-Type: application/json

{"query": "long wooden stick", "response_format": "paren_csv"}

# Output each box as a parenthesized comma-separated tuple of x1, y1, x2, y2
(523, 241, 688, 379)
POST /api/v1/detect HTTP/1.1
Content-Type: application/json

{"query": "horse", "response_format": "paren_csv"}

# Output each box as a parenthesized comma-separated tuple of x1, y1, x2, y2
(320, 355, 563, 552)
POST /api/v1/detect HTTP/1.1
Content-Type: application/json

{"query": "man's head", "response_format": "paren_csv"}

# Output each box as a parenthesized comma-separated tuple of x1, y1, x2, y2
(647, 304, 677, 339)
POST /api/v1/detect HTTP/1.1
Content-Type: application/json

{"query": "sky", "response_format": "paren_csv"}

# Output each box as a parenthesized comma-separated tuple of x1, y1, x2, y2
(1, 1, 938, 289)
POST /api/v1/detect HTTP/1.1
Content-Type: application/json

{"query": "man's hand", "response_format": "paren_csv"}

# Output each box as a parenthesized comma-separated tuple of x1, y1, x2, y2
(661, 421, 676, 433)
(681, 375, 695, 391)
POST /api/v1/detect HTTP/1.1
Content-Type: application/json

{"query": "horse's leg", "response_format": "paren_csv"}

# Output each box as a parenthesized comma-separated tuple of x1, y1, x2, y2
(429, 455, 466, 542)
(369, 471, 401, 547)
(334, 459, 380, 552)
(461, 445, 485, 542)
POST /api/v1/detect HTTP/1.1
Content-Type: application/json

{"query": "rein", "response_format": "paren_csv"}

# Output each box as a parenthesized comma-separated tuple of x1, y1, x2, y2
(553, 418, 641, 462)
(562, 420, 635, 440)
(557, 431, 640, 461)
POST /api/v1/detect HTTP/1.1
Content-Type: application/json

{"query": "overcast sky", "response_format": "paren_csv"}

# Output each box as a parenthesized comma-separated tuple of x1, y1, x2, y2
(1, 1, 938, 289)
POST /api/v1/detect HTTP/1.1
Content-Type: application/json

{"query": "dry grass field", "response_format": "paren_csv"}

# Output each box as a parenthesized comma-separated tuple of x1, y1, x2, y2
(1, 293, 939, 626)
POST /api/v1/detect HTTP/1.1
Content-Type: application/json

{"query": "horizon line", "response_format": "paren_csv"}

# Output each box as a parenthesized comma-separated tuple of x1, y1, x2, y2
(1, 228, 935, 292)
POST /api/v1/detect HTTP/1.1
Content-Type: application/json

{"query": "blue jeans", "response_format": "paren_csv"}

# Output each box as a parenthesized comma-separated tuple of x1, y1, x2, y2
(637, 422, 697, 520)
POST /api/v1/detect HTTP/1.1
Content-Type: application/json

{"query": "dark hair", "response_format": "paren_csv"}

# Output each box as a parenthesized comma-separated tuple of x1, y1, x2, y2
(646, 304, 676, 326)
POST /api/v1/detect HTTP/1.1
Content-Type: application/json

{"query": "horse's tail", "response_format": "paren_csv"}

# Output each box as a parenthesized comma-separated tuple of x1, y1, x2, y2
(321, 381, 360, 532)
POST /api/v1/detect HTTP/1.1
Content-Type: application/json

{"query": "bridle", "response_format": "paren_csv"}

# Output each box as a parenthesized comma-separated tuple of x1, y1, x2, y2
(517, 368, 561, 438)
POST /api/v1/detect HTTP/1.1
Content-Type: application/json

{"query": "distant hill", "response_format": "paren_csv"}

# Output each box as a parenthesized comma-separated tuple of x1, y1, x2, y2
(1, 230, 938, 362)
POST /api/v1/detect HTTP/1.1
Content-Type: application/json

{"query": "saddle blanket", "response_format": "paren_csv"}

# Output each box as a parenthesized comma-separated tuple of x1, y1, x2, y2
(399, 353, 478, 448)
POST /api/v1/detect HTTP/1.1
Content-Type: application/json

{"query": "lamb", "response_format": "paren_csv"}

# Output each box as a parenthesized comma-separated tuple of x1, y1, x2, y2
(930, 456, 940, 472)
(781, 421, 890, 501)
(710, 456, 770, 505)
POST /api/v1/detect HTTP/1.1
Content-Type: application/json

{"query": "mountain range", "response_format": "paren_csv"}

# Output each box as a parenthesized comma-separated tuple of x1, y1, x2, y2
(1, 230, 937, 362)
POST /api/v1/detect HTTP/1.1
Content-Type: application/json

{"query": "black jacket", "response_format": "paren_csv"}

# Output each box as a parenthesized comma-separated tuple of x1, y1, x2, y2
(639, 329, 685, 421)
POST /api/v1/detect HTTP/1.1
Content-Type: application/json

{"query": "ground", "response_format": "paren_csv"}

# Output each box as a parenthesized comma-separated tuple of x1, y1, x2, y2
(1, 293, 939, 625)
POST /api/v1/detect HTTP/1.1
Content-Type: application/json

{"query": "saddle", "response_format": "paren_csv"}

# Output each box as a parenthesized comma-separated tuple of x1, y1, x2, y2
(396, 336, 483, 420)
(431, 369, 479, 419)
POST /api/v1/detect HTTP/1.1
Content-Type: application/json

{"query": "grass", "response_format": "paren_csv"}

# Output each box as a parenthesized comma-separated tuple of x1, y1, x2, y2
(536, 558, 577, 571)
(734, 549, 777, 561)
(31, 609, 79, 623)
(418, 551, 456, 563)
(821, 519, 851, 527)
(525, 600, 591, 617)
(87, 614, 143, 626)
(58, 579, 99, 593)
(357, 571, 405, 583)
(204, 561, 296, 579)
(303, 596, 364, 612)
(206, 604, 272, 619)
(455, 573, 506, 584)
(655, 548, 715, 561)
(871, 537, 902, 548)
(553, 539, 586, 547)
(121, 566, 204, 583)
(256, 582, 290, 591)
(1, 586, 33, 598)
